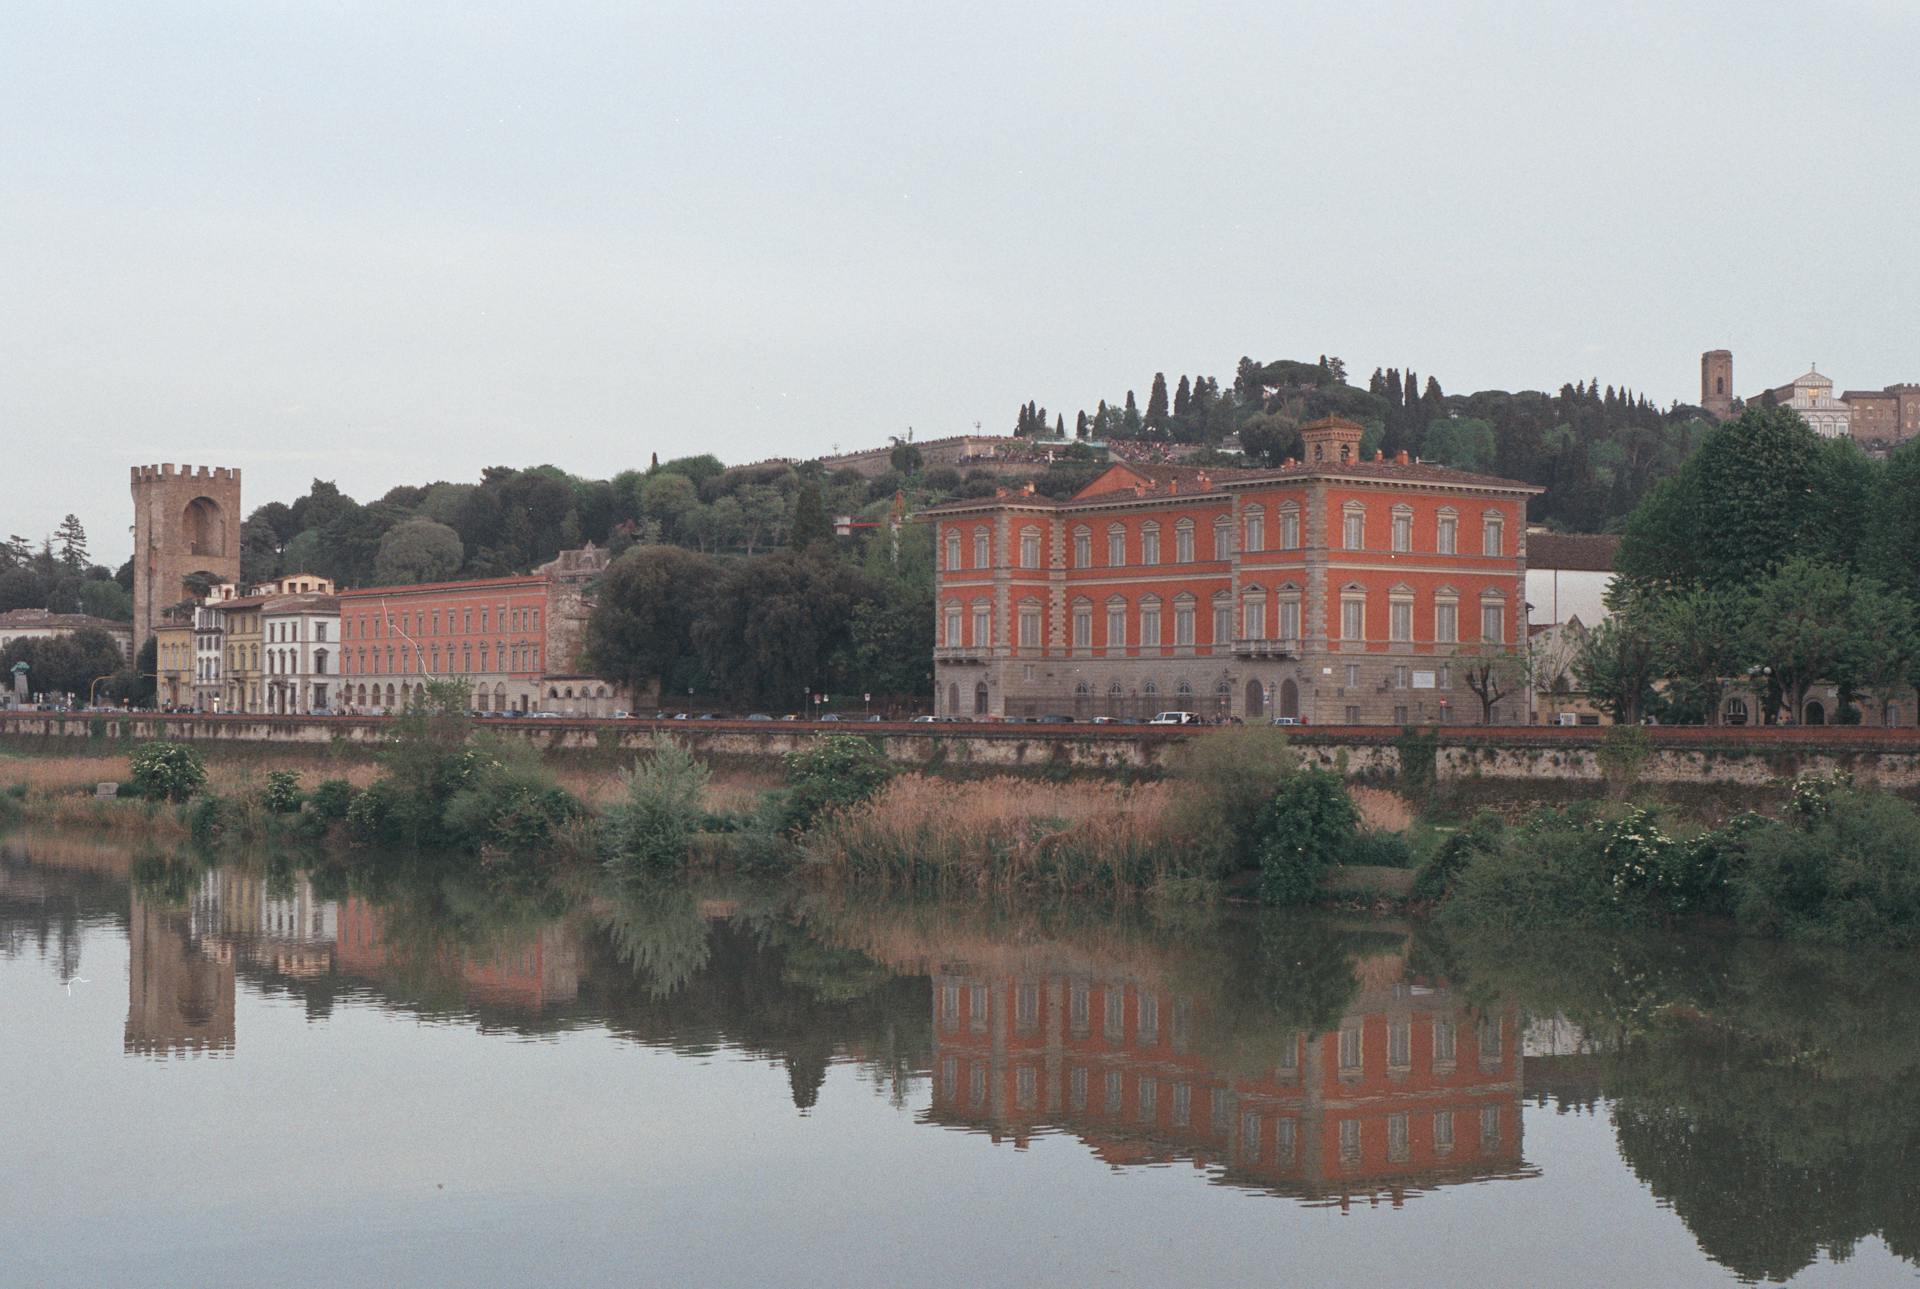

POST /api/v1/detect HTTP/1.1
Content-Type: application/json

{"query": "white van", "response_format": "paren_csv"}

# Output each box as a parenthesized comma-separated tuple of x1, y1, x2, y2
(1149, 711, 1202, 726)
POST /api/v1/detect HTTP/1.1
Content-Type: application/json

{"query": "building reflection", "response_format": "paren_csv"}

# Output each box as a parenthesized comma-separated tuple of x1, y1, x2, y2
(125, 870, 341, 1057)
(332, 897, 580, 1012)
(925, 965, 1529, 1205)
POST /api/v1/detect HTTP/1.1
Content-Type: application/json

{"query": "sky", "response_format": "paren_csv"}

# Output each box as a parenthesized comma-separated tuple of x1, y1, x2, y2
(4, 1, 1917, 565)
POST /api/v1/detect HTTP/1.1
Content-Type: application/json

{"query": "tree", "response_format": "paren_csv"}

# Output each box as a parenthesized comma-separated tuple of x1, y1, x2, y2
(77, 579, 132, 622)
(693, 552, 875, 707)
(1122, 390, 1142, 438)
(1844, 583, 1919, 726)
(1421, 417, 1496, 471)
(1174, 375, 1191, 418)
(789, 481, 833, 551)
(1574, 611, 1659, 725)
(1616, 405, 1866, 593)
(1238, 413, 1299, 467)
(0, 628, 125, 703)
(1649, 586, 1751, 724)
(888, 438, 923, 476)
(639, 471, 701, 544)
(55, 515, 88, 572)
(372, 519, 464, 586)
(1145, 373, 1170, 432)
(1459, 639, 1531, 725)
(584, 546, 722, 700)
(1745, 557, 1861, 723)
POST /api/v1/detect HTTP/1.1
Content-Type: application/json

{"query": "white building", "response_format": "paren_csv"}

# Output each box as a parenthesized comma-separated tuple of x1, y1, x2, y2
(1764, 368, 1852, 439)
(1524, 533, 1618, 629)
(261, 593, 340, 714)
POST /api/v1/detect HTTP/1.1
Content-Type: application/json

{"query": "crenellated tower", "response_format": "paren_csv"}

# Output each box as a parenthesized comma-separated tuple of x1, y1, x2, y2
(130, 463, 242, 651)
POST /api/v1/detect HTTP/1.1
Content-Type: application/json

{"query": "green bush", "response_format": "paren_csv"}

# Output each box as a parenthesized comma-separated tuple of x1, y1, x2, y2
(128, 741, 207, 802)
(1410, 812, 1505, 902)
(260, 770, 301, 814)
(1165, 726, 1301, 869)
(308, 778, 355, 821)
(781, 735, 894, 834)
(1257, 768, 1359, 905)
(441, 743, 583, 851)
(1731, 787, 1920, 943)
(1438, 804, 1665, 932)
(1344, 830, 1413, 869)
(602, 735, 711, 871)
(187, 793, 231, 844)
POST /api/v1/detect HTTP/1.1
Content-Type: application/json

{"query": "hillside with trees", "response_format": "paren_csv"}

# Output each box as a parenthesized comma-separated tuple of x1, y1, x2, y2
(1017, 353, 1711, 533)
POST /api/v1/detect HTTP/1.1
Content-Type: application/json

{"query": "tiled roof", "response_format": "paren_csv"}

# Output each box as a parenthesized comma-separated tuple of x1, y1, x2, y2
(1526, 532, 1620, 572)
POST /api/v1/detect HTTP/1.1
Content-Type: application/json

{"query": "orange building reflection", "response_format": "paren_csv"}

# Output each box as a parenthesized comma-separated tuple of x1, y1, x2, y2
(926, 968, 1529, 1205)
(332, 897, 580, 1012)
(125, 896, 235, 1057)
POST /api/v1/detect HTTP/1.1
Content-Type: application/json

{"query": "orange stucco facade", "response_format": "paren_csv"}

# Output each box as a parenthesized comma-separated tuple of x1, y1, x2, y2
(927, 417, 1540, 722)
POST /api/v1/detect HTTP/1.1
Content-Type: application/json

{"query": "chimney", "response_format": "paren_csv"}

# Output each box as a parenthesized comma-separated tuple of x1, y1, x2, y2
(1395, 450, 1410, 465)
(1374, 449, 1385, 462)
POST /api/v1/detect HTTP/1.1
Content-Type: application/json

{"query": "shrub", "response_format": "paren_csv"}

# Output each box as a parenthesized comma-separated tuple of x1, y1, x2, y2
(1393, 727, 1439, 800)
(187, 793, 230, 843)
(1438, 804, 1661, 932)
(1165, 725, 1301, 869)
(602, 735, 711, 871)
(441, 743, 583, 851)
(1731, 787, 1920, 943)
(1257, 769, 1359, 905)
(260, 770, 301, 814)
(128, 741, 207, 802)
(309, 778, 355, 821)
(1410, 812, 1505, 902)
(1344, 830, 1413, 869)
(781, 735, 894, 834)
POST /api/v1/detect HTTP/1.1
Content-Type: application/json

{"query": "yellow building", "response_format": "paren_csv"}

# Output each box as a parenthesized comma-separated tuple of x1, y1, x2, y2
(222, 597, 265, 714)
(153, 616, 195, 710)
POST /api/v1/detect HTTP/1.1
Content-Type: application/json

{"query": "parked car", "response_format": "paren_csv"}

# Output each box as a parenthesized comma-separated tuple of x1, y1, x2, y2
(746, 713, 773, 721)
(818, 713, 843, 722)
(909, 715, 938, 723)
(1270, 716, 1301, 726)
(1149, 711, 1201, 726)
(1035, 713, 1075, 723)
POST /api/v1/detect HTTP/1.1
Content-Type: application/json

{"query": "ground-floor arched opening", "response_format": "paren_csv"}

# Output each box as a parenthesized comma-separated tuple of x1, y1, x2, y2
(1245, 679, 1265, 719)
(1280, 678, 1300, 720)
(1804, 699, 1826, 726)
(974, 682, 989, 716)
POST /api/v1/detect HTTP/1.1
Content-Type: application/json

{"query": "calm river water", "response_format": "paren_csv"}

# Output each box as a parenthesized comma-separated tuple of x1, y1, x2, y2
(2, 831, 1915, 1288)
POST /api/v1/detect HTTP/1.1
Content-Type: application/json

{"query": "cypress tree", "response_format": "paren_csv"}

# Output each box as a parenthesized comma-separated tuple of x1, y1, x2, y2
(789, 481, 832, 550)
(1146, 373, 1170, 430)
(1369, 367, 1387, 396)
(1075, 410, 1089, 439)
(1174, 374, 1191, 417)
(1055, 413, 1065, 438)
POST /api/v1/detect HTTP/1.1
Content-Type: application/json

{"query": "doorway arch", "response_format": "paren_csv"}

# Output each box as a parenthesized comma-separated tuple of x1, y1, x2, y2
(1804, 699, 1826, 725)
(974, 682, 989, 717)
(1245, 679, 1265, 719)
(1280, 678, 1300, 720)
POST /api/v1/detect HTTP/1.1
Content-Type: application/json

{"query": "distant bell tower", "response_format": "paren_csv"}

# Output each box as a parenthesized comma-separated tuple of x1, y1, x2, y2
(1701, 349, 1734, 420)
(130, 463, 242, 652)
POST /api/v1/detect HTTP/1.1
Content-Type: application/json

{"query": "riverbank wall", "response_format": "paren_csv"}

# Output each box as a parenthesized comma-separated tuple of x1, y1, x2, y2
(6, 713, 1920, 790)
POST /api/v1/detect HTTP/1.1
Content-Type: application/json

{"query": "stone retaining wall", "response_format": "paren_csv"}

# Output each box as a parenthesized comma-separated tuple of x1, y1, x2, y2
(5, 714, 1920, 788)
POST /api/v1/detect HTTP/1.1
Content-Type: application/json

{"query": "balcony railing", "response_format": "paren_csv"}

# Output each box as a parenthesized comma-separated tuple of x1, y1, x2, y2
(934, 645, 990, 664)
(1232, 637, 1299, 659)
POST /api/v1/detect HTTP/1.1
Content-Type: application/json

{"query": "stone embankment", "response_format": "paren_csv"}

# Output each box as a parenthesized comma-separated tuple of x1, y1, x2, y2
(5, 713, 1920, 788)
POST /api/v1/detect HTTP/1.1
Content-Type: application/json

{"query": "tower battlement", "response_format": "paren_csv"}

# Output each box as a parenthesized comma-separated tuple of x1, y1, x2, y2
(131, 464, 242, 484)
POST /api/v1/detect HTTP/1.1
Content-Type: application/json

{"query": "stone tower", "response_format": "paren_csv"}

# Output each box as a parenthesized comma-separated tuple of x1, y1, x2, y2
(130, 463, 242, 651)
(1701, 349, 1734, 420)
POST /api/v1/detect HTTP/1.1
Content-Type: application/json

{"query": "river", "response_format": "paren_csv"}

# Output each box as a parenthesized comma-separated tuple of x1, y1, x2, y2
(2, 830, 1914, 1287)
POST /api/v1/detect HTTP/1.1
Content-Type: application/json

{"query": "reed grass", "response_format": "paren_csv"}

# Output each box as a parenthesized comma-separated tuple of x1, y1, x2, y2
(804, 774, 1192, 895)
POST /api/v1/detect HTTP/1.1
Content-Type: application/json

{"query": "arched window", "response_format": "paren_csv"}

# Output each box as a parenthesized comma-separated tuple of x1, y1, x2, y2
(1143, 680, 1159, 699)
(1176, 679, 1193, 700)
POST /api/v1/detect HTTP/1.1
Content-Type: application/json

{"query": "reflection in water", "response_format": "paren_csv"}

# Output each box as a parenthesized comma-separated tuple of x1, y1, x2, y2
(3, 834, 1918, 1283)
(924, 966, 1527, 1206)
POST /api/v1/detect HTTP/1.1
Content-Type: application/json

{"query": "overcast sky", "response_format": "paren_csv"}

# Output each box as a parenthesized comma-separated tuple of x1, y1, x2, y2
(4, 1, 1916, 564)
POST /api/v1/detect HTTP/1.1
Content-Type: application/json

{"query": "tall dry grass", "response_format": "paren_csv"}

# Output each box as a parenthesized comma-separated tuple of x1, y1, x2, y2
(805, 774, 1191, 895)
